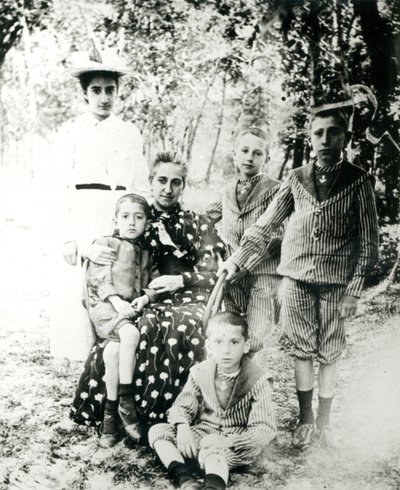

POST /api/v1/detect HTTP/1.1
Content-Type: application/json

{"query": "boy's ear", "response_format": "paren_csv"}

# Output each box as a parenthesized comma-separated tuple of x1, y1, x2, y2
(145, 220, 152, 231)
(205, 338, 211, 355)
(243, 339, 250, 354)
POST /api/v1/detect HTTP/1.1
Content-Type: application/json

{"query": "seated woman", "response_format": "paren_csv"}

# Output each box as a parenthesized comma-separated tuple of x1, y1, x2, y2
(71, 152, 226, 437)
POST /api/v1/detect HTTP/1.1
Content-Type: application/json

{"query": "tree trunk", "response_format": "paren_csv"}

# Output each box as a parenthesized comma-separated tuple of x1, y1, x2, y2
(292, 133, 305, 169)
(278, 145, 292, 180)
(20, 12, 37, 180)
(186, 65, 219, 164)
(352, 0, 399, 223)
(205, 74, 227, 183)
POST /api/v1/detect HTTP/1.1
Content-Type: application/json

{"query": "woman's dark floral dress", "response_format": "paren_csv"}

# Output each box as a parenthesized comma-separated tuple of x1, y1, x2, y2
(70, 204, 226, 428)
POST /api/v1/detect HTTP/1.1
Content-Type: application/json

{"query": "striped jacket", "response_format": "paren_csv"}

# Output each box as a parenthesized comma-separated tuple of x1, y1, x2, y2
(206, 174, 282, 275)
(231, 160, 379, 298)
(168, 357, 277, 454)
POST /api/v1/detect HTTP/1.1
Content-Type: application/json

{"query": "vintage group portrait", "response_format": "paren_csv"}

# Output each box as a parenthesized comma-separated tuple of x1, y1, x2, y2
(0, 0, 399, 489)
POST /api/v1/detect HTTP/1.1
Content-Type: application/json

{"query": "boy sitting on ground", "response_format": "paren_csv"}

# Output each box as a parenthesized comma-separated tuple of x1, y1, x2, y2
(148, 311, 277, 490)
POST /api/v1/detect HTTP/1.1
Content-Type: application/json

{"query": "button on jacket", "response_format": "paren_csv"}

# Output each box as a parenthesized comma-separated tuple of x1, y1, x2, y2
(231, 160, 379, 298)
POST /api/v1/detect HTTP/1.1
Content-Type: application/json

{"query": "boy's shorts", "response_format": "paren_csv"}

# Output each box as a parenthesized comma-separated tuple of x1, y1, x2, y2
(280, 277, 347, 364)
(89, 302, 138, 342)
(148, 423, 260, 469)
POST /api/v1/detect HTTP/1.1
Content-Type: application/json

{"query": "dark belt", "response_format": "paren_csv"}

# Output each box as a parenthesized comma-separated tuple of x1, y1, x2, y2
(75, 184, 126, 191)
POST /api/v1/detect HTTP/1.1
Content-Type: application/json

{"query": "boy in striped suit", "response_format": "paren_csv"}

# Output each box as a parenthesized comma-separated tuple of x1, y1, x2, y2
(219, 106, 379, 449)
(148, 312, 277, 490)
(206, 127, 282, 353)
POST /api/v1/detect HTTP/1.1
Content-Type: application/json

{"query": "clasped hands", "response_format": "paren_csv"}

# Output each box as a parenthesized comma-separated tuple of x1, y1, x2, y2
(108, 294, 149, 319)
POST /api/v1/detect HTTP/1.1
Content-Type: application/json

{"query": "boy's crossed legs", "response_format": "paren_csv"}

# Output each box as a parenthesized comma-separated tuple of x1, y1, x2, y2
(101, 322, 141, 447)
(149, 423, 231, 490)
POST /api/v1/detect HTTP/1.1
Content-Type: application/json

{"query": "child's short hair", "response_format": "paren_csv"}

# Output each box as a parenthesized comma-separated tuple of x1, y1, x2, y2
(235, 126, 271, 150)
(114, 193, 151, 218)
(78, 70, 120, 92)
(206, 312, 249, 340)
(309, 108, 351, 132)
(149, 151, 188, 185)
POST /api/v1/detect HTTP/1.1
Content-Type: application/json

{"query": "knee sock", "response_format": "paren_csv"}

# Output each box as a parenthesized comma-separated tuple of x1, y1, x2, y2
(104, 398, 118, 414)
(167, 461, 193, 487)
(296, 389, 314, 424)
(102, 399, 119, 434)
(204, 473, 226, 490)
(317, 396, 333, 428)
(119, 383, 135, 398)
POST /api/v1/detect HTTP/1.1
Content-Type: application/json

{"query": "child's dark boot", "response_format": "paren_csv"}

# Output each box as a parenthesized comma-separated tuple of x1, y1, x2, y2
(292, 389, 315, 449)
(99, 399, 119, 448)
(168, 461, 202, 490)
(204, 473, 226, 490)
(118, 383, 142, 442)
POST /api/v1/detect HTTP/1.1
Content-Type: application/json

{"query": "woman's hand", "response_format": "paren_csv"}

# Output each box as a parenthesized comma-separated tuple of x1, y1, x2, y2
(217, 260, 239, 281)
(63, 241, 78, 266)
(131, 295, 149, 314)
(84, 244, 116, 265)
(148, 275, 184, 294)
(339, 295, 358, 318)
(108, 296, 136, 319)
(176, 423, 198, 459)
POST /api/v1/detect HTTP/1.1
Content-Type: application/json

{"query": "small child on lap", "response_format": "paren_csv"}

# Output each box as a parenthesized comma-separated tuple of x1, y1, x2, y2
(148, 312, 277, 490)
(86, 193, 158, 447)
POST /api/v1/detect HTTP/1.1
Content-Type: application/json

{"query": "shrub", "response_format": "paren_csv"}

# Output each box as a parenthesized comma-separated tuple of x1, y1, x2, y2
(366, 225, 400, 287)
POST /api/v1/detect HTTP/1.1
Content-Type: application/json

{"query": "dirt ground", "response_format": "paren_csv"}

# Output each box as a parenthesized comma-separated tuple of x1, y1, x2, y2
(1, 201, 400, 489)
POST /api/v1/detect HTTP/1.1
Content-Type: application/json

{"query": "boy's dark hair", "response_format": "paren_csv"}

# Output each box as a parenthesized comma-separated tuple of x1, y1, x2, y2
(309, 108, 351, 131)
(78, 70, 120, 93)
(114, 193, 151, 218)
(206, 311, 249, 340)
(149, 151, 188, 186)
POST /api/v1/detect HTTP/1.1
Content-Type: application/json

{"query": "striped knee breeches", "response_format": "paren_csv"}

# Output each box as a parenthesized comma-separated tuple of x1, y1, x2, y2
(280, 277, 347, 364)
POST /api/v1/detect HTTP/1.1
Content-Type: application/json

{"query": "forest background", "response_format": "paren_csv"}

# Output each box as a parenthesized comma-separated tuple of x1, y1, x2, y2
(1, 1, 400, 489)
(1, 0, 399, 224)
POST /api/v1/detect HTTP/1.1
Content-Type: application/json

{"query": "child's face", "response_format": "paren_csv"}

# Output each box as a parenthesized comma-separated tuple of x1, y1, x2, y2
(206, 323, 250, 373)
(310, 115, 347, 166)
(151, 163, 184, 211)
(84, 75, 117, 121)
(115, 201, 148, 239)
(234, 133, 268, 179)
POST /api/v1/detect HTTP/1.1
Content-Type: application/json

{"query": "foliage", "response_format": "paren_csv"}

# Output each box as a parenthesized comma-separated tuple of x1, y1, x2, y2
(366, 225, 400, 286)
(0, 0, 399, 222)
(0, 0, 51, 66)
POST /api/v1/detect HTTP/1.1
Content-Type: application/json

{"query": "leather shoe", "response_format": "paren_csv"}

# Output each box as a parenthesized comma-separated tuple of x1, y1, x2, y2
(180, 479, 203, 490)
(98, 411, 119, 448)
(118, 398, 142, 442)
(292, 423, 314, 449)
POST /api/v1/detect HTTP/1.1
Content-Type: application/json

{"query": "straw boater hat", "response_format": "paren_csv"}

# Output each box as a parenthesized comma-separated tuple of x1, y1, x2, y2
(68, 41, 129, 78)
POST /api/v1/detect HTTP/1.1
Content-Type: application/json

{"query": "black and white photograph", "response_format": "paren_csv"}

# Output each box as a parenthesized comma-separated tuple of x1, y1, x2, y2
(0, 0, 399, 488)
